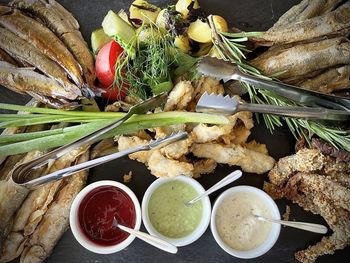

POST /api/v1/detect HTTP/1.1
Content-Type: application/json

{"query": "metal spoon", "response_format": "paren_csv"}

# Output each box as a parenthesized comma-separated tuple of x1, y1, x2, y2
(253, 214, 328, 234)
(185, 170, 242, 206)
(112, 217, 178, 254)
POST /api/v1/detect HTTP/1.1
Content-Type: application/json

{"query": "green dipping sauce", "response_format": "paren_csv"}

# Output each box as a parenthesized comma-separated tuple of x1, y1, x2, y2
(148, 180, 203, 238)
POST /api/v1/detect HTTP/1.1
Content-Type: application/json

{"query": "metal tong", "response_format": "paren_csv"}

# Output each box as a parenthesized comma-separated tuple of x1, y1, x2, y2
(13, 131, 188, 189)
(197, 92, 350, 123)
(198, 57, 350, 111)
(12, 92, 168, 188)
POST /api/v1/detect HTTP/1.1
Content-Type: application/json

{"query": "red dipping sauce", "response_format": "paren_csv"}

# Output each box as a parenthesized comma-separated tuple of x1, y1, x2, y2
(78, 185, 136, 246)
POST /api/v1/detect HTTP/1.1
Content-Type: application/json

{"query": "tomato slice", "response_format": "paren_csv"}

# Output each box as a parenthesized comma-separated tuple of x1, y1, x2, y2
(100, 82, 127, 101)
(95, 40, 124, 87)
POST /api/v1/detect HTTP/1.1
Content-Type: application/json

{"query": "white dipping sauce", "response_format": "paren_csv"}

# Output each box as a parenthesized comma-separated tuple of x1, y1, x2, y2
(215, 191, 272, 251)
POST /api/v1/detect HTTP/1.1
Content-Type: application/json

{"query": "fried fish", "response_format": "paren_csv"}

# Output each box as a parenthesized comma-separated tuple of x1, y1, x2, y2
(0, 10, 84, 88)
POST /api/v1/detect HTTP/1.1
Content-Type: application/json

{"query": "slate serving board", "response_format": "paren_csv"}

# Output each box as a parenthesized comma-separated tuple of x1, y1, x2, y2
(0, 0, 348, 262)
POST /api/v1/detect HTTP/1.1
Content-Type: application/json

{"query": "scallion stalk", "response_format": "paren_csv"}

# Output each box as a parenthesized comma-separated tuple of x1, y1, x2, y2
(0, 108, 229, 156)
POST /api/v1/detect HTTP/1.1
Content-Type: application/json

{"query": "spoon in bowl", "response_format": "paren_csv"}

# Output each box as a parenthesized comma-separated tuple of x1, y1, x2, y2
(253, 214, 328, 234)
(112, 217, 178, 254)
(185, 170, 243, 207)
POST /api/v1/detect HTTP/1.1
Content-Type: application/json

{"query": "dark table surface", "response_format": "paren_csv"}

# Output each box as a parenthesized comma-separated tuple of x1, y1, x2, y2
(0, 0, 349, 262)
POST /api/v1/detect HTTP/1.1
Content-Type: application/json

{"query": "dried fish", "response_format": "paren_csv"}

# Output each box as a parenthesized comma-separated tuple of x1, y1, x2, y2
(0, 11, 84, 88)
(25, 92, 79, 109)
(0, 49, 18, 66)
(90, 138, 118, 159)
(20, 151, 89, 263)
(0, 27, 82, 96)
(251, 37, 350, 79)
(0, 232, 26, 263)
(18, 144, 89, 237)
(0, 150, 45, 251)
(298, 65, 350, 93)
(0, 62, 80, 105)
(0, 123, 54, 251)
(0, 6, 11, 16)
(0, 143, 89, 261)
(60, 32, 96, 90)
(256, 2, 350, 45)
(46, 0, 80, 31)
(10, 0, 96, 89)
(272, 0, 343, 28)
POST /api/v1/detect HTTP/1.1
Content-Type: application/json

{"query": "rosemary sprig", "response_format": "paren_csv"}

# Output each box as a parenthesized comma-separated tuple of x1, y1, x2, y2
(208, 15, 350, 151)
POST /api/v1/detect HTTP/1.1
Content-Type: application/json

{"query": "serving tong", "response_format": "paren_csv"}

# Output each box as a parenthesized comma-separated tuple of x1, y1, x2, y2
(14, 131, 188, 189)
(198, 57, 350, 111)
(197, 92, 350, 123)
(11, 92, 181, 189)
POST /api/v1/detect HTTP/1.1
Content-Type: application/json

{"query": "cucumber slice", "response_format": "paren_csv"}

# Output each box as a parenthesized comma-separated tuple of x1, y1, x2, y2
(102, 10, 136, 57)
(152, 80, 173, 95)
(91, 28, 111, 54)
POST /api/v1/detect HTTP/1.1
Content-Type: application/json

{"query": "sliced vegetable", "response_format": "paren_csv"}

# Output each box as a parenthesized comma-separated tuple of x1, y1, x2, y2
(175, 0, 200, 19)
(212, 15, 228, 32)
(129, 0, 160, 23)
(188, 19, 212, 43)
(102, 10, 136, 57)
(95, 40, 127, 101)
(193, 42, 213, 57)
(174, 35, 191, 53)
(152, 80, 173, 95)
(95, 40, 123, 87)
(91, 28, 112, 54)
(118, 10, 131, 25)
(100, 82, 127, 101)
(156, 8, 167, 28)
(173, 51, 199, 78)
(208, 45, 222, 58)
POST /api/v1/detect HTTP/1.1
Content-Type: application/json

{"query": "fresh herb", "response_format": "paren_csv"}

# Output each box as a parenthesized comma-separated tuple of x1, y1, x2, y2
(0, 103, 229, 156)
(113, 21, 198, 99)
(187, 1, 206, 22)
(131, 3, 158, 13)
(164, 6, 188, 36)
(208, 15, 350, 152)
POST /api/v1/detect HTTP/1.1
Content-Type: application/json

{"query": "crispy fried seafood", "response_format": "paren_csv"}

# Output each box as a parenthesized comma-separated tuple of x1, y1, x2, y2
(0, 0, 96, 107)
(255, 1, 350, 45)
(115, 77, 275, 178)
(251, 0, 350, 94)
(264, 149, 350, 263)
(0, 146, 90, 263)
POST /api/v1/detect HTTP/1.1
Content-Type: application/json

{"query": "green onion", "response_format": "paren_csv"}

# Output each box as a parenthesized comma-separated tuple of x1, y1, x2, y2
(0, 106, 229, 156)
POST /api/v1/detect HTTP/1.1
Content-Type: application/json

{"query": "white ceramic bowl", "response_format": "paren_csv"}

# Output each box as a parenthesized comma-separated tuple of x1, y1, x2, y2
(211, 185, 281, 259)
(142, 176, 211, 247)
(70, 180, 141, 254)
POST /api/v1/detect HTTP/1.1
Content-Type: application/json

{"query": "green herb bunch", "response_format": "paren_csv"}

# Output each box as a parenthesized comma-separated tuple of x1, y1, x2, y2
(113, 20, 198, 100)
